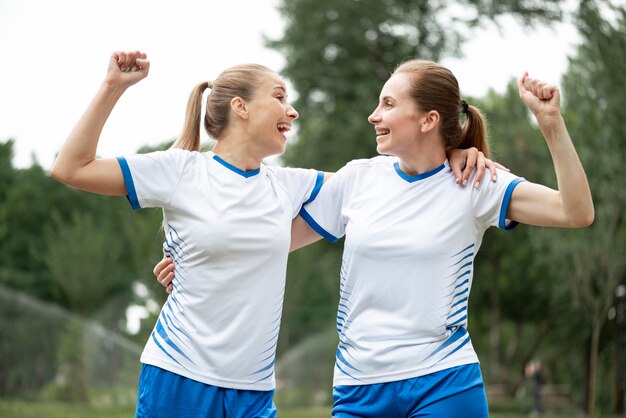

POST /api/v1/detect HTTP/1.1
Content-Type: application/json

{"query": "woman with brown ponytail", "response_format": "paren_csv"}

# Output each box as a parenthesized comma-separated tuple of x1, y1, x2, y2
(287, 60, 594, 417)
(50, 51, 494, 417)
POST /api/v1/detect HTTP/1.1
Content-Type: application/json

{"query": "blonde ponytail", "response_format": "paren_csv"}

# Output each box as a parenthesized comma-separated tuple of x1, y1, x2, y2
(172, 82, 210, 151)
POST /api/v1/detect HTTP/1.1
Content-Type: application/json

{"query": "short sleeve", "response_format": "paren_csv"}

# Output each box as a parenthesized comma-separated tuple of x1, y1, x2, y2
(266, 166, 324, 218)
(471, 168, 525, 230)
(298, 165, 349, 243)
(116, 148, 190, 210)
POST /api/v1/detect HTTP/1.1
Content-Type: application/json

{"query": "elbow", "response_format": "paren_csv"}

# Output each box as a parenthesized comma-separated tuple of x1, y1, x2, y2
(49, 163, 65, 184)
(569, 206, 595, 228)
(50, 161, 73, 185)
(581, 207, 595, 227)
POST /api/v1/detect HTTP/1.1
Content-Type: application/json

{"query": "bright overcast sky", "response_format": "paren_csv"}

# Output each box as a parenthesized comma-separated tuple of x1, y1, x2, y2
(1, 0, 579, 170)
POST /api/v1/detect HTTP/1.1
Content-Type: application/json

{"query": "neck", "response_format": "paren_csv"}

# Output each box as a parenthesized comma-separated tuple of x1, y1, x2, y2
(396, 137, 447, 176)
(213, 129, 265, 171)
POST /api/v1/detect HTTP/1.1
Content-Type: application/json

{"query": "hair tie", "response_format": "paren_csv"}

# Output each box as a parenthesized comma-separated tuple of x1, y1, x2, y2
(461, 100, 469, 114)
(207, 80, 214, 90)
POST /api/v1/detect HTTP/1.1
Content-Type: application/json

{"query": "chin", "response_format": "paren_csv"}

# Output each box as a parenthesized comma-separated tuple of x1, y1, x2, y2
(376, 143, 391, 155)
(274, 143, 287, 156)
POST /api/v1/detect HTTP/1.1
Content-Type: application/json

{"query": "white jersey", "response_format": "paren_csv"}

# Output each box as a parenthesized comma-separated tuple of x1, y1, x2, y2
(300, 156, 523, 386)
(117, 149, 323, 391)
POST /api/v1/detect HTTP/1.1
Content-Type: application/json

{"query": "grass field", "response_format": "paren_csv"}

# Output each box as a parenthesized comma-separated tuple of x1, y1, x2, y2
(0, 400, 609, 418)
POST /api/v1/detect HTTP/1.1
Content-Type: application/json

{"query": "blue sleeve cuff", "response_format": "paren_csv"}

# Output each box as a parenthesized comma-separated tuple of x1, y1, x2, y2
(304, 171, 324, 204)
(116, 157, 141, 210)
(299, 207, 339, 243)
(498, 178, 525, 230)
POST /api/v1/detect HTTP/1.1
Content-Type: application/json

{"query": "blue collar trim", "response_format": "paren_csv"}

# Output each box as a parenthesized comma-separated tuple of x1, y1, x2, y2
(394, 162, 445, 183)
(213, 155, 261, 178)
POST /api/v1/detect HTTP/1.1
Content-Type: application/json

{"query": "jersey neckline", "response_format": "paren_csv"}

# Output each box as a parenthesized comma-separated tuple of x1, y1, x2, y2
(212, 154, 261, 178)
(393, 160, 446, 183)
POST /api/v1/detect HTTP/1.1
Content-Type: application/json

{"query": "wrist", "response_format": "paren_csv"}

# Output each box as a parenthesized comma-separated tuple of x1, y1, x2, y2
(537, 114, 566, 140)
(101, 79, 128, 96)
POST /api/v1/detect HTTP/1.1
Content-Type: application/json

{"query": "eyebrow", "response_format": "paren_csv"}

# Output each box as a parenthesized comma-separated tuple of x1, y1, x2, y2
(273, 85, 286, 92)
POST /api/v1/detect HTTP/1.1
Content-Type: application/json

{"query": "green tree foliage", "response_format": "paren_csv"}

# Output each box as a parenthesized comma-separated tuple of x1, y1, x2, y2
(0, 139, 167, 399)
(270, 0, 563, 172)
(544, 1, 626, 414)
(43, 211, 131, 315)
(0, 140, 16, 204)
(463, 83, 593, 410)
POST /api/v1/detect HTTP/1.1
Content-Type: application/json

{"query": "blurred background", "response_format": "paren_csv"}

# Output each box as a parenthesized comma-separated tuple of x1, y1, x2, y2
(1, 0, 625, 416)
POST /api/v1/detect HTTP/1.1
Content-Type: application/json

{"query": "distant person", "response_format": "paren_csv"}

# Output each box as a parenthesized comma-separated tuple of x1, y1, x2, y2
(51, 51, 493, 418)
(525, 359, 546, 414)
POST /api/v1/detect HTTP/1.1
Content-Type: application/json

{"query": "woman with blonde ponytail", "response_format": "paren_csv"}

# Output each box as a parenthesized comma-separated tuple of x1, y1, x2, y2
(287, 59, 594, 417)
(50, 50, 327, 418)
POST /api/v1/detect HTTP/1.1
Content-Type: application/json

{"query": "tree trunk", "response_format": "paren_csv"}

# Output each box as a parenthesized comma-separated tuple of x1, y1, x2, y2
(587, 321, 601, 416)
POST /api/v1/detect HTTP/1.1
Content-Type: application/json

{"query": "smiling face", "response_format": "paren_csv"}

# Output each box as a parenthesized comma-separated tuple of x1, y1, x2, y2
(368, 73, 425, 157)
(245, 73, 299, 157)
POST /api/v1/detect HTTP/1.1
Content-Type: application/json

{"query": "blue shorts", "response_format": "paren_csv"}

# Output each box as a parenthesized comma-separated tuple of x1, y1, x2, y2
(135, 364, 276, 418)
(332, 363, 488, 418)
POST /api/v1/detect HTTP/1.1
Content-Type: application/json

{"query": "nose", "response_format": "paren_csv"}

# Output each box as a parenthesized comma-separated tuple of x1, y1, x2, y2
(368, 108, 380, 124)
(286, 104, 299, 120)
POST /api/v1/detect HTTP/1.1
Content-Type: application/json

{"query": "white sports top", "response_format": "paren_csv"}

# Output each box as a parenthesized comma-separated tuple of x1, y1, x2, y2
(300, 156, 523, 386)
(117, 149, 323, 391)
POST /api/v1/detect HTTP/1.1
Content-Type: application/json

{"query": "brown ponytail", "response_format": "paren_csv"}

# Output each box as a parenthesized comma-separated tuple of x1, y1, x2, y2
(459, 105, 490, 158)
(172, 64, 275, 152)
(393, 60, 490, 158)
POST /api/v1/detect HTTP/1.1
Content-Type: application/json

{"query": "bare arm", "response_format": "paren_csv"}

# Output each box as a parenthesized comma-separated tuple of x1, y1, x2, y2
(290, 215, 323, 252)
(50, 51, 150, 195)
(507, 73, 594, 228)
(289, 171, 332, 252)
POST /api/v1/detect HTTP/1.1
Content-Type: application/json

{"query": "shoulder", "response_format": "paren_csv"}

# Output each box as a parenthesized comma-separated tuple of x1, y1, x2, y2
(344, 155, 394, 169)
(140, 147, 198, 162)
(264, 164, 313, 179)
(338, 156, 395, 178)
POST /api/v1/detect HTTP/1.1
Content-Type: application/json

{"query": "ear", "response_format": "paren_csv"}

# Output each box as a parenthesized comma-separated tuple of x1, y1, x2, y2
(420, 110, 440, 134)
(230, 97, 249, 120)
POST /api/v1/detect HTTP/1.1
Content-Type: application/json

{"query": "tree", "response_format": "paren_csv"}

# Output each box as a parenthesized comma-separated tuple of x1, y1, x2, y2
(553, 1, 626, 414)
(468, 82, 568, 392)
(270, 0, 563, 171)
(42, 211, 134, 402)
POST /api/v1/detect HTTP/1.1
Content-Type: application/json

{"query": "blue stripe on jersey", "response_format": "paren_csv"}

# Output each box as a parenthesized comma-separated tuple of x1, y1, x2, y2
(151, 331, 185, 368)
(450, 243, 475, 258)
(212, 154, 261, 178)
(250, 359, 276, 375)
(336, 347, 362, 373)
(252, 370, 275, 384)
(155, 318, 193, 363)
(116, 157, 140, 210)
(440, 334, 472, 362)
(451, 297, 469, 308)
(450, 252, 474, 266)
(298, 207, 340, 242)
(499, 178, 525, 230)
(336, 360, 363, 382)
(449, 315, 468, 326)
(393, 162, 445, 183)
(304, 171, 325, 204)
(427, 326, 468, 360)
